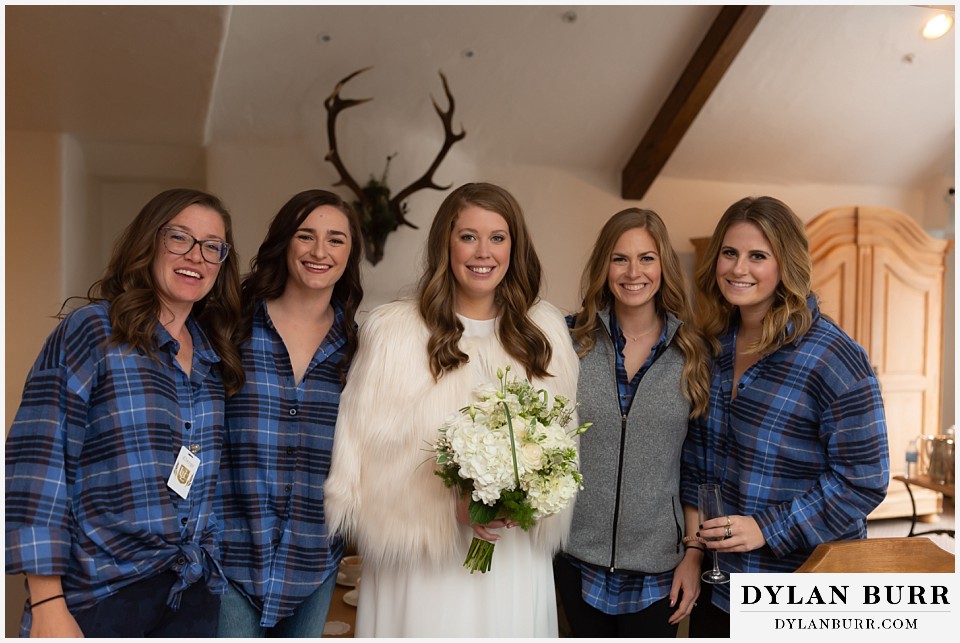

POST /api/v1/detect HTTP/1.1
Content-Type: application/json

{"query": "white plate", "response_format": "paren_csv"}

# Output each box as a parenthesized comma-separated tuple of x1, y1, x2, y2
(323, 620, 351, 636)
(336, 571, 357, 588)
(343, 588, 359, 607)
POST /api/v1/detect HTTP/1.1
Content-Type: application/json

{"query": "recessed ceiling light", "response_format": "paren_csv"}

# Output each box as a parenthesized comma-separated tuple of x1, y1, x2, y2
(922, 13, 953, 39)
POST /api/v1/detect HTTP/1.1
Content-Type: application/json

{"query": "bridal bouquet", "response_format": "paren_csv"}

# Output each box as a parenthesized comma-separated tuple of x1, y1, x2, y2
(433, 366, 590, 573)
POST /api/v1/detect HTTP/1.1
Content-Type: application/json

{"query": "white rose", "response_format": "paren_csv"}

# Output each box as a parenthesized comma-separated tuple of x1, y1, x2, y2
(519, 442, 544, 470)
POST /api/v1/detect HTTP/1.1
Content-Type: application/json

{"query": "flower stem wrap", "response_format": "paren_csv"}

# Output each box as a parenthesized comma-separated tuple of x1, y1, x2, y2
(464, 537, 495, 574)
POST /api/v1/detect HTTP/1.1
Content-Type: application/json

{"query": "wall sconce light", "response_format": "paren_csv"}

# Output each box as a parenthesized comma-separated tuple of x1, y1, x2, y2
(922, 13, 953, 39)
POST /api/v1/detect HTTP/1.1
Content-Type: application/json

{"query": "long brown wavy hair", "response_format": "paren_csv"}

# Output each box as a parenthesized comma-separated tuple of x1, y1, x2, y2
(236, 189, 364, 383)
(570, 208, 710, 417)
(82, 188, 244, 396)
(417, 182, 552, 381)
(694, 196, 814, 357)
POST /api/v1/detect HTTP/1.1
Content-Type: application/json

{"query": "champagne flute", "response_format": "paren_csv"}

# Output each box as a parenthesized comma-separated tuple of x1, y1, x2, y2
(698, 483, 730, 584)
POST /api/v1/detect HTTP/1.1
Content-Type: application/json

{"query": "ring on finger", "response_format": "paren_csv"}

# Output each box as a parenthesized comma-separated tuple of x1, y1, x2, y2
(724, 525, 732, 538)
(726, 516, 732, 526)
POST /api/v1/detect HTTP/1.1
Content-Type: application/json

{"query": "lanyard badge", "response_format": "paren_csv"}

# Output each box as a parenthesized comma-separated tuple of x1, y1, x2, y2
(167, 445, 201, 499)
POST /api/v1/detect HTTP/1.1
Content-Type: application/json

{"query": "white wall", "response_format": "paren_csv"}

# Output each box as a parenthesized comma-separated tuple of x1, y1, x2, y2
(62, 134, 95, 299)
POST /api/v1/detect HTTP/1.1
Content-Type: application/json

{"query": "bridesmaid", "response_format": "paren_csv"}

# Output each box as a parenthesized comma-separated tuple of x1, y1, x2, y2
(216, 190, 364, 637)
(681, 196, 889, 636)
(6, 189, 242, 637)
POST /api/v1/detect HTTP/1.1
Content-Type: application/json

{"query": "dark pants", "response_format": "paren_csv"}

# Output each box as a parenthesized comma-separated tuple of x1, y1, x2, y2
(73, 571, 220, 637)
(686, 568, 730, 638)
(554, 555, 679, 638)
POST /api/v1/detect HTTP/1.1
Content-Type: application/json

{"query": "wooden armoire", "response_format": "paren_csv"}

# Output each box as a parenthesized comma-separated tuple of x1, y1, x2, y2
(692, 205, 952, 520)
(805, 205, 950, 519)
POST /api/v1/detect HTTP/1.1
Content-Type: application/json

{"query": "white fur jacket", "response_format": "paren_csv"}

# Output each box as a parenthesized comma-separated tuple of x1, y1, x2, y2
(324, 298, 580, 569)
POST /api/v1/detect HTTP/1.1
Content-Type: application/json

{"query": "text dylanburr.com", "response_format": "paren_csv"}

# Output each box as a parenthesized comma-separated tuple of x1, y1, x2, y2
(731, 573, 957, 639)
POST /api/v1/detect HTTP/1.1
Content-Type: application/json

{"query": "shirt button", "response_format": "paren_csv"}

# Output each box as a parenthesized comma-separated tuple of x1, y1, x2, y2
(184, 422, 192, 430)
(181, 517, 188, 526)
(289, 408, 297, 416)
(285, 484, 293, 493)
(737, 383, 744, 389)
(286, 447, 295, 455)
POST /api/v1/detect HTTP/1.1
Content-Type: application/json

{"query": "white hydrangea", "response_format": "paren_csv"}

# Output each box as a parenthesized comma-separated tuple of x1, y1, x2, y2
(434, 367, 589, 520)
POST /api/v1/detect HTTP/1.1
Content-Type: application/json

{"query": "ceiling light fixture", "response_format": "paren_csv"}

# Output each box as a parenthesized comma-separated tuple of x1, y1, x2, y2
(922, 13, 953, 39)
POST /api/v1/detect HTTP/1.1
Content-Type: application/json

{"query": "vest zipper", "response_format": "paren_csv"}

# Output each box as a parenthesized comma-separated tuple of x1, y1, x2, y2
(608, 411, 629, 572)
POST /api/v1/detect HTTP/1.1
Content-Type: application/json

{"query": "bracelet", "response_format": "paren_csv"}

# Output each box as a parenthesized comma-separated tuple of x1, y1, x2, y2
(28, 594, 65, 610)
(684, 543, 706, 552)
(682, 535, 703, 545)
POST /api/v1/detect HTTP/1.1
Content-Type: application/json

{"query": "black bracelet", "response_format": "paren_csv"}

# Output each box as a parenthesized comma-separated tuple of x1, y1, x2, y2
(29, 594, 65, 610)
(684, 543, 706, 552)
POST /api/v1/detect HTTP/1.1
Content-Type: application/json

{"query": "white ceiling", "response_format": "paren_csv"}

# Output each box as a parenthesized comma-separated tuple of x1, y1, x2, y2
(5, 4, 956, 193)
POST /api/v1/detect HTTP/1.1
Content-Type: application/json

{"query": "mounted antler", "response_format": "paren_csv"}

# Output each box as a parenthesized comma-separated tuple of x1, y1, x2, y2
(324, 67, 466, 264)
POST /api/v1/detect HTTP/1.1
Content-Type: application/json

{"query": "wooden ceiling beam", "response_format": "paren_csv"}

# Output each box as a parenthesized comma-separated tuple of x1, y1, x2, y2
(621, 5, 768, 200)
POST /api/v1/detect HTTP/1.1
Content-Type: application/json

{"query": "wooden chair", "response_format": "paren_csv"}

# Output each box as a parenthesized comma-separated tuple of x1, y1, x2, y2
(795, 537, 954, 573)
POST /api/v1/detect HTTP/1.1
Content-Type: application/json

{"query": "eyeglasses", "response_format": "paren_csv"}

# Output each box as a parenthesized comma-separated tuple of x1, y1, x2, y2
(160, 227, 231, 264)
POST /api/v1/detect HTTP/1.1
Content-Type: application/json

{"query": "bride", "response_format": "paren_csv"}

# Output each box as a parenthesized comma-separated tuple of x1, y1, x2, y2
(324, 182, 579, 637)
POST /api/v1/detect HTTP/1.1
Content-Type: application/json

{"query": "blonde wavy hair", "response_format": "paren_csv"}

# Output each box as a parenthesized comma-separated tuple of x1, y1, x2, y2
(570, 208, 710, 417)
(417, 182, 552, 381)
(694, 196, 814, 357)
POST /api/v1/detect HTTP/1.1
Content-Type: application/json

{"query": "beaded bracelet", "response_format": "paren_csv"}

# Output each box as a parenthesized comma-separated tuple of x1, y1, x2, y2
(29, 594, 65, 610)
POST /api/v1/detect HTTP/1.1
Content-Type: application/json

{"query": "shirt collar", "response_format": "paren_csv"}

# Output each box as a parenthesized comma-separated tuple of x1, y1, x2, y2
(256, 297, 347, 352)
(725, 294, 821, 352)
(154, 315, 220, 365)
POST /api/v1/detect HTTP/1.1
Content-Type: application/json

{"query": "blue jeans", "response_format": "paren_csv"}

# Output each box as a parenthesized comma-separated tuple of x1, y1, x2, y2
(217, 572, 337, 638)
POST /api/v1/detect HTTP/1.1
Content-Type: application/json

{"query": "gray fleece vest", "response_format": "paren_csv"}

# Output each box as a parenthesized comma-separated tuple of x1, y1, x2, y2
(564, 311, 691, 573)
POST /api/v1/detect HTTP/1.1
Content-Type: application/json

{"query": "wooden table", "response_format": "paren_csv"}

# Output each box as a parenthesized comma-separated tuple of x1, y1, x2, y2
(795, 536, 955, 573)
(324, 582, 357, 637)
(892, 474, 955, 538)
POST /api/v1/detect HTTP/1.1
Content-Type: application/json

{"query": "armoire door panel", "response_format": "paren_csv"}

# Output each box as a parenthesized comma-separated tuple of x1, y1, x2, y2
(810, 244, 858, 337)
(877, 278, 928, 374)
(868, 244, 943, 437)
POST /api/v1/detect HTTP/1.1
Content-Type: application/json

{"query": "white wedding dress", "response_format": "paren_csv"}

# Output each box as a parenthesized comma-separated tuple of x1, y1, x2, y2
(356, 524, 558, 637)
(326, 303, 578, 638)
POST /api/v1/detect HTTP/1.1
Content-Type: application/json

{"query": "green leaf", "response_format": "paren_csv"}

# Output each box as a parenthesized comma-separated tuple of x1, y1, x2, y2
(499, 488, 536, 530)
(469, 499, 500, 525)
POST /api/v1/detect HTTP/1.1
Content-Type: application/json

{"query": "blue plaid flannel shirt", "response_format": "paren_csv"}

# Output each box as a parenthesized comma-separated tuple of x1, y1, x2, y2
(5, 300, 227, 635)
(216, 299, 347, 628)
(680, 297, 889, 612)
